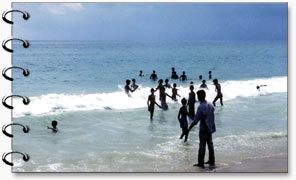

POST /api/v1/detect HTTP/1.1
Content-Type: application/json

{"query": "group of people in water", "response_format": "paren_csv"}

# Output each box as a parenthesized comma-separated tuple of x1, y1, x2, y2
(126, 67, 219, 167)
(125, 68, 223, 119)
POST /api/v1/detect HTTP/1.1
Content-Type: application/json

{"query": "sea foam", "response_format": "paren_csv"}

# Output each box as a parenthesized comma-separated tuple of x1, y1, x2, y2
(13, 76, 287, 118)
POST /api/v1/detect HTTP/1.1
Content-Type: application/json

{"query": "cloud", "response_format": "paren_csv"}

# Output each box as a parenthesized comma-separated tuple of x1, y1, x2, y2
(41, 3, 84, 14)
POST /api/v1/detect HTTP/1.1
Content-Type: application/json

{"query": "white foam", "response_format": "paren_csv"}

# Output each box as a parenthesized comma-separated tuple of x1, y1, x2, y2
(13, 76, 287, 118)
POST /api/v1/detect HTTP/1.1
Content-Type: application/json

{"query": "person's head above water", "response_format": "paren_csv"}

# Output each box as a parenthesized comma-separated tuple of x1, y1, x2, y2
(126, 79, 130, 85)
(213, 79, 218, 84)
(199, 75, 202, 79)
(190, 85, 194, 91)
(158, 79, 163, 84)
(181, 98, 187, 106)
(172, 67, 175, 71)
(132, 78, 136, 83)
(209, 71, 212, 74)
(183, 71, 185, 75)
(52, 120, 58, 128)
(173, 83, 177, 88)
(151, 88, 155, 93)
(165, 79, 169, 83)
(197, 90, 206, 102)
(140, 70, 142, 73)
(153, 70, 156, 74)
(202, 80, 206, 84)
(190, 81, 194, 84)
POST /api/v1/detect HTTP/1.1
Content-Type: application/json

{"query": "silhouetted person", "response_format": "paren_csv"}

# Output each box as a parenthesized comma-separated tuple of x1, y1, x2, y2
(155, 79, 164, 100)
(190, 81, 194, 85)
(47, 120, 58, 132)
(212, 79, 223, 106)
(171, 83, 181, 101)
(199, 75, 202, 80)
(147, 88, 161, 120)
(180, 71, 187, 81)
(171, 67, 179, 79)
(188, 90, 215, 168)
(125, 79, 137, 97)
(256, 85, 267, 90)
(188, 85, 196, 119)
(164, 79, 171, 88)
(131, 79, 139, 90)
(200, 80, 208, 89)
(160, 88, 172, 110)
(209, 71, 212, 79)
(139, 70, 144, 77)
(150, 70, 158, 80)
(178, 98, 190, 142)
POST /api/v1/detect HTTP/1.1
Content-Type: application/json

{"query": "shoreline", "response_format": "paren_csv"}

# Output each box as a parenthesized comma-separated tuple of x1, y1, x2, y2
(216, 154, 288, 173)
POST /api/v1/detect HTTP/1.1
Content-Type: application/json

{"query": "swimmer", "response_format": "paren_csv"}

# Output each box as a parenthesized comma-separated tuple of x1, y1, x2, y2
(139, 70, 144, 77)
(200, 80, 208, 89)
(180, 71, 187, 81)
(164, 79, 171, 88)
(131, 78, 139, 90)
(171, 67, 179, 79)
(150, 70, 158, 80)
(47, 120, 58, 132)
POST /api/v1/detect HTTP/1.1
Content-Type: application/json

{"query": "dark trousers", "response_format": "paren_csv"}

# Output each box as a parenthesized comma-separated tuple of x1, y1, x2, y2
(198, 129, 215, 164)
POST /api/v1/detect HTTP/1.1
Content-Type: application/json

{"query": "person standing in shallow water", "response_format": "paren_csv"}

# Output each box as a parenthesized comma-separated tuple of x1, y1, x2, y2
(212, 79, 223, 106)
(155, 79, 164, 100)
(171, 83, 181, 101)
(188, 85, 196, 119)
(147, 88, 162, 120)
(188, 90, 216, 168)
(178, 98, 190, 142)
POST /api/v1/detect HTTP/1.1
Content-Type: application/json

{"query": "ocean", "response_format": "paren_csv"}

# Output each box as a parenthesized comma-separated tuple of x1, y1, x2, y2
(11, 40, 287, 172)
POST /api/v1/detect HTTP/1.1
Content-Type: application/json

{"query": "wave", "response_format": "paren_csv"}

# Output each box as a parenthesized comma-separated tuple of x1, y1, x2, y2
(13, 76, 287, 118)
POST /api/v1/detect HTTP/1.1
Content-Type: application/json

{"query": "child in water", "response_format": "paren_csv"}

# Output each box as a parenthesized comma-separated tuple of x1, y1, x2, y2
(147, 88, 162, 120)
(47, 120, 58, 132)
(178, 98, 189, 142)
(171, 83, 181, 101)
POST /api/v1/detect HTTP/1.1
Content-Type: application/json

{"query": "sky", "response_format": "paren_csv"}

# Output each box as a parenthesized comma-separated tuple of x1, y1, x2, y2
(12, 3, 287, 41)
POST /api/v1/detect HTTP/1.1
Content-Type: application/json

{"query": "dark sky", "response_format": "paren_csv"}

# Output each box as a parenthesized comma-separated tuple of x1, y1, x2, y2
(13, 3, 288, 41)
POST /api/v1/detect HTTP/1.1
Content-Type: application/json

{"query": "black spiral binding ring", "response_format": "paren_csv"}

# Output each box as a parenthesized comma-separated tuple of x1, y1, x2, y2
(2, 10, 30, 24)
(2, 123, 30, 138)
(2, 95, 30, 110)
(2, 38, 30, 53)
(2, 66, 30, 81)
(2, 152, 30, 166)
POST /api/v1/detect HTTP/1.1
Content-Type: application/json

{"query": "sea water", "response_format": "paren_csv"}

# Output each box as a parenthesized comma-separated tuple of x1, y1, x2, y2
(11, 41, 287, 172)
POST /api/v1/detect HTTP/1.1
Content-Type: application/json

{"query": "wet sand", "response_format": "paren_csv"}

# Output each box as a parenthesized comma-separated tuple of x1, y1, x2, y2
(216, 154, 288, 173)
